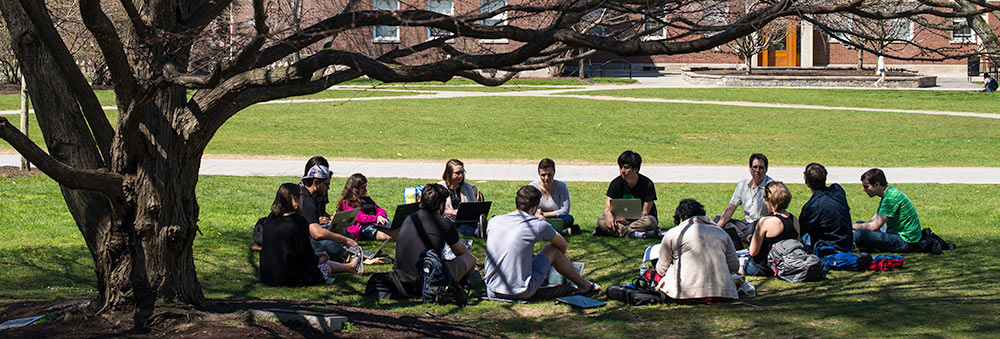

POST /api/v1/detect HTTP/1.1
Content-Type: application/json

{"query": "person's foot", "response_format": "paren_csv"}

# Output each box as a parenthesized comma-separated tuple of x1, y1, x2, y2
(576, 282, 601, 296)
(349, 255, 363, 274)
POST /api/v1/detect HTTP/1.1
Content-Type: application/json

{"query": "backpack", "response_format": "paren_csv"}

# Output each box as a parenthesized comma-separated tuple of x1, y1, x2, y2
(251, 216, 268, 249)
(364, 271, 414, 299)
(868, 254, 905, 271)
(420, 250, 467, 306)
(606, 284, 666, 306)
(637, 244, 663, 289)
(821, 252, 873, 271)
(916, 228, 955, 255)
(768, 239, 826, 282)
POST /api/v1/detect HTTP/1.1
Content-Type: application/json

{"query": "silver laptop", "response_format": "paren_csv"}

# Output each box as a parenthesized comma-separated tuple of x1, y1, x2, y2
(327, 208, 359, 233)
(609, 198, 642, 220)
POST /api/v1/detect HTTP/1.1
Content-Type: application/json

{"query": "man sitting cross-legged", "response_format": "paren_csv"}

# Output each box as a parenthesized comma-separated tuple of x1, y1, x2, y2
(392, 183, 479, 294)
(485, 185, 600, 300)
(853, 168, 922, 253)
(595, 150, 659, 238)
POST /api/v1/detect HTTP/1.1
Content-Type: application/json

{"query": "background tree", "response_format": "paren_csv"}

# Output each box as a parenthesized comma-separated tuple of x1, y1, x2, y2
(0, 0, 982, 330)
(717, 0, 789, 74)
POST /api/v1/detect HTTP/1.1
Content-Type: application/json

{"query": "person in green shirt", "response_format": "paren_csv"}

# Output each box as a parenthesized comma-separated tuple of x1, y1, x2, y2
(852, 168, 922, 252)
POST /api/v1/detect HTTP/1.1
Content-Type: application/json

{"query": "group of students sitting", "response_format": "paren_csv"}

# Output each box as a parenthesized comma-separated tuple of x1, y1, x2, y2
(257, 150, 933, 303)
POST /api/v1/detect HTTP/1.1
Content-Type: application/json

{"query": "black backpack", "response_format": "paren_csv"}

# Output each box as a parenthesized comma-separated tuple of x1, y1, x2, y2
(916, 228, 956, 254)
(364, 271, 415, 299)
(420, 250, 467, 306)
(606, 284, 666, 306)
(251, 216, 268, 249)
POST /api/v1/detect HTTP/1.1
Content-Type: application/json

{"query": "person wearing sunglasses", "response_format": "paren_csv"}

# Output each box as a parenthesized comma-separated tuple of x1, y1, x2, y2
(714, 153, 773, 249)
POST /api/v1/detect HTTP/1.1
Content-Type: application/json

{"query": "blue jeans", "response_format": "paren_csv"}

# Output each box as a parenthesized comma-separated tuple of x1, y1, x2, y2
(853, 229, 915, 253)
(557, 214, 575, 227)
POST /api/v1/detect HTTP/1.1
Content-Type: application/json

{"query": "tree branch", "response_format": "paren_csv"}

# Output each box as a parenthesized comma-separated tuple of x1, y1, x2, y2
(0, 117, 123, 197)
(79, 0, 137, 107)
(16, 0, 115, 166)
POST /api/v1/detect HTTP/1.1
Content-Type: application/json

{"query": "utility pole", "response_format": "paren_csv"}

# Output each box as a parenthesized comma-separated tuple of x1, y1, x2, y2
(19, 72, 30, 171)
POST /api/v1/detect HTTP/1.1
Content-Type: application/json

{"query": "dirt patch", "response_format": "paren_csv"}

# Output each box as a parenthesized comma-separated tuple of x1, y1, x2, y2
(0, 299, 491, 338)
(0, 166, 40, 178)
(697, 69, 916, 77)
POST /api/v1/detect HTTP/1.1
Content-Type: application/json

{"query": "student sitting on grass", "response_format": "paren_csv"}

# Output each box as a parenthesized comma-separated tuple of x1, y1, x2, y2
(714, 153, 772, 249)
(336, 173, 394, 241)
(260, 183, 360, 286)
(392, 184, 480, 295)
(485, 185, 600, 300)
(656, 199, 739, 303)
(529, 158, 579, 234)
(741, 181, 800, 277)
(852, 168, 922, 253)
(799, 163, 854, 252)
(300, 162, 360, 261)
(595, 150, 659, 238)
(438, 158, 483, 236)
(979, 73, 998, 92)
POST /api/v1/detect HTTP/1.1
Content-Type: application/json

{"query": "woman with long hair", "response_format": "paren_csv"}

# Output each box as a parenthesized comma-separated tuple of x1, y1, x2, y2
(336, 173, 393, 240)
(260, 183, 360, 286)
(437, 159, 482, 236)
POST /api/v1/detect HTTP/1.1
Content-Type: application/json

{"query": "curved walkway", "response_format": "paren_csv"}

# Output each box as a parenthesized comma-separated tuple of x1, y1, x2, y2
(4, 155, 996, 184)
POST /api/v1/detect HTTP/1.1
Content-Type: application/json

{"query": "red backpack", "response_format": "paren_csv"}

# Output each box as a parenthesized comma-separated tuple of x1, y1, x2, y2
(868, 254, 904, 271)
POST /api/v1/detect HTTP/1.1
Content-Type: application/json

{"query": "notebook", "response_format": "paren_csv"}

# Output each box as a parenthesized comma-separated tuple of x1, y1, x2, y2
(545, 218, 564, 233)
(555, 295, 605, 309)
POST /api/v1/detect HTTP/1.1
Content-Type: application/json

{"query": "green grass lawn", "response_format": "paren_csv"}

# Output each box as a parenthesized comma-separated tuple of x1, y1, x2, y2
(338, 77, 637, 86)
(5, 96, 999, 167)
(0, 89, 117, 111)
(1, 174, 998, 337)
(341, 86, 581, 92)
(570, 88, 1000, 114)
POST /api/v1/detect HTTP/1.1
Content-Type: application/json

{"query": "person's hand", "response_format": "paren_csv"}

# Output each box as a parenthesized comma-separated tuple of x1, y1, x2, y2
(345, 238, 359, 249)
(316, 253, 329, 264)
(376, 215, 388, 225)
(319, 215, 331, 224)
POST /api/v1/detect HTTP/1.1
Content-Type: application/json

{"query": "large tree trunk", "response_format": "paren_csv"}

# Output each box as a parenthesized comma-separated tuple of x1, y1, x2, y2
(1, 0, 204, 326)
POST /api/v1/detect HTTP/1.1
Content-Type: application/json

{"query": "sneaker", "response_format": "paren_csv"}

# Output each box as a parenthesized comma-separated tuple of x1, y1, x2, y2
(641, 230, 662, 239)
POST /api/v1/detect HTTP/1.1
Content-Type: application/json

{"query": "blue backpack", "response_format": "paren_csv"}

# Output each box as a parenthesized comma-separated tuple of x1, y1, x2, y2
(821, 252, 873, 271)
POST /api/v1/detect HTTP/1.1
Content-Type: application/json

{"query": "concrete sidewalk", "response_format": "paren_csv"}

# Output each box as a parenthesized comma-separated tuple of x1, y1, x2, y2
(3, 155, 998, 184)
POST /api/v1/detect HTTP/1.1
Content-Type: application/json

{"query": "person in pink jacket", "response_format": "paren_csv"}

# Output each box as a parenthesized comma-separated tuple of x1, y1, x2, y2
(336, 173, 394, 240)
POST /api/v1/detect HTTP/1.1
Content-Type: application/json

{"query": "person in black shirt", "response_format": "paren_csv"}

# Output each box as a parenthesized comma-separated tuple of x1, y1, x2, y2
(979, 73, 998, 92)
(260, 183, 360, 286)
(595, 150, 659, 238)
(799, 163, 854, 252)
(300, 160, 359, 263)
(392, 184, 478, 292)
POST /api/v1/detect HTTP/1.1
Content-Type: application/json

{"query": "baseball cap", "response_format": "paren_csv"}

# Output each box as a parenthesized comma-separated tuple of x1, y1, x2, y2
(303, 164, 331, 180)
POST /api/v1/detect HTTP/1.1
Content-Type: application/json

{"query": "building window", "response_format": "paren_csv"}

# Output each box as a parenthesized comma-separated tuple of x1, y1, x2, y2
(373, 0, 399, 42)
(642, 18, 666, 40)
(583, 9, 606, 37)
(480, 0, 506, 26)
(952, 18, 974, 41)
(428, 0, 454, 40)
(888, 19, 913, 41)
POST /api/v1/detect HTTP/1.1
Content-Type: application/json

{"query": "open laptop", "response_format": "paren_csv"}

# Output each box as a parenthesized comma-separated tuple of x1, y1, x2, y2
(609, 198, 642, 220)
(383, 202, 420, 230)
(327, 208, 359, 233)
(454, 201, 491, 225)
(545, 261, 585, 288)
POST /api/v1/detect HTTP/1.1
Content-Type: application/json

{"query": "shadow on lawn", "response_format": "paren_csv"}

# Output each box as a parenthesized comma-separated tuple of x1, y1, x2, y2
(0, 245, 95, 299)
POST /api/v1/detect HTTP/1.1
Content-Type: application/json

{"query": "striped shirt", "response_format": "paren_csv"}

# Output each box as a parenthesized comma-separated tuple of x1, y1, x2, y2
(877, 186, 922, 243)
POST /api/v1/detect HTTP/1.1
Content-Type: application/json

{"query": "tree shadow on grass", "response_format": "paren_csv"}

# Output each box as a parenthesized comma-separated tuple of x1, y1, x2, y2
(0, 245, 96, 299)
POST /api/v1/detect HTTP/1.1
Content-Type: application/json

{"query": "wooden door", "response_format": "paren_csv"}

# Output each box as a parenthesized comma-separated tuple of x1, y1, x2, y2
(760, 20, 800, 67)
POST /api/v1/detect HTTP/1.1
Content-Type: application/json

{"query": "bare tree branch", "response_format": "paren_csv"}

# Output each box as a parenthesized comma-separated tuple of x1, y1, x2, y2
(79, 0, 136, 106)
(0, 117, 123, 197)
(16, 0, 115, 166)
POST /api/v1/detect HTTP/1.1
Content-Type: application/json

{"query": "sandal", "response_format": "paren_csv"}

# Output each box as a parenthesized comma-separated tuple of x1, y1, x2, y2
(577, 282, 601, 296)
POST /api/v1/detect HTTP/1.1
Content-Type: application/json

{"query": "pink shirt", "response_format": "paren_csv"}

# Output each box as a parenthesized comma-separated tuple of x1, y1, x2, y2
(340, 197, 387, 239)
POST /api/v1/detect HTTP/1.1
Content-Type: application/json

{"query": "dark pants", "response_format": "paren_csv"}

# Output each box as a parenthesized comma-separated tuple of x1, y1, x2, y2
(853, 229, 915, 253)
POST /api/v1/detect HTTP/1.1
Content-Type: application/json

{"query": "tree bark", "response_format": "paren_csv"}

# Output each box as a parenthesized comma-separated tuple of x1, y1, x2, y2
(1, 0, 204, 326)
(19, 73, 28, 170)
